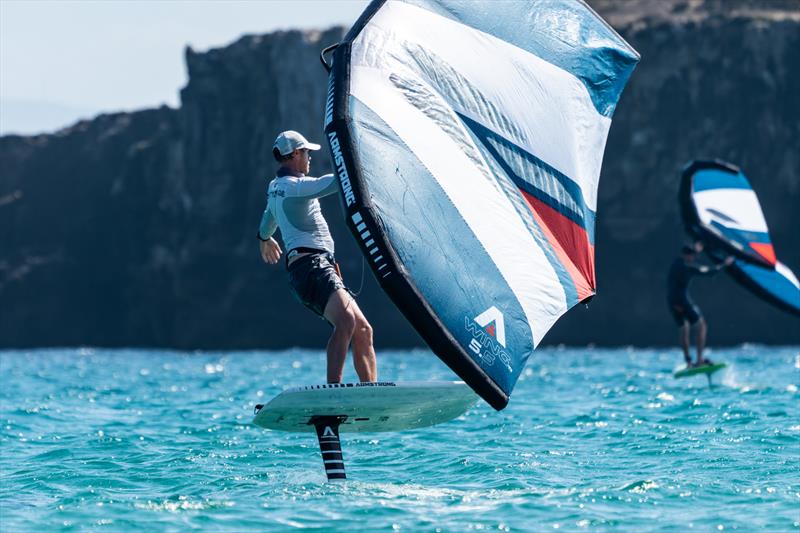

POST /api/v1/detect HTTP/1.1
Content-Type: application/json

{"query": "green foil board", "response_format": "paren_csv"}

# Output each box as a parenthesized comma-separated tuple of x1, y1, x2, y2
(674, 362, 727, 379)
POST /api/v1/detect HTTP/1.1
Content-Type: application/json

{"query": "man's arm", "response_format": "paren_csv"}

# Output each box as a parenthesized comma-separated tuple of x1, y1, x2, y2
(258, 202, 277, 242)
(291, 174, 338, 199)
(258, 196, 282, 264)
(694, 256, 735, 275)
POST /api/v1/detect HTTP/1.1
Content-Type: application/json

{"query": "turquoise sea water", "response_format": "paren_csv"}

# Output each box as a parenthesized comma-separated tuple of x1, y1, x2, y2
(1, 346, 798, 531)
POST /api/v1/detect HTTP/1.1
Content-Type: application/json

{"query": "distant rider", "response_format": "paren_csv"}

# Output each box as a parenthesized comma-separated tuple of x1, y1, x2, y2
(667, 241, 733, 367)
(258, 130, 377, 384)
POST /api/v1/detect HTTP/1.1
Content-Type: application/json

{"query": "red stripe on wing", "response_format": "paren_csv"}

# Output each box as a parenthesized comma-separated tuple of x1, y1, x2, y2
(749, 242, 776, 266)
(519, 190, 595, 301)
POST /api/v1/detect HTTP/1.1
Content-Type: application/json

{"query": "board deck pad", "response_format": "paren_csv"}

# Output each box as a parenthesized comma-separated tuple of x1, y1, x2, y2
(253, 381, 477, 433)
(674, 362, 727, 379)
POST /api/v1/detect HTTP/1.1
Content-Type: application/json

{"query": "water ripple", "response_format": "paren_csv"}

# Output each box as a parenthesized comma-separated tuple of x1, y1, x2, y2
(1, 347, 798, 530)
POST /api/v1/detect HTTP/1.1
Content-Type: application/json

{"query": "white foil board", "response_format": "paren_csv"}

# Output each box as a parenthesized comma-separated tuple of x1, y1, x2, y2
(253, 381, 477, 433)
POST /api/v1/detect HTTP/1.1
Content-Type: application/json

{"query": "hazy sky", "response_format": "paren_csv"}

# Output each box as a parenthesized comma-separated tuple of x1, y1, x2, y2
(0, 0, 369, 135)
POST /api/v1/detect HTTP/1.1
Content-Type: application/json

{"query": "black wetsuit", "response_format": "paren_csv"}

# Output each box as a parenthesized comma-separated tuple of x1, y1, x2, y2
(666, 258, 723, 325)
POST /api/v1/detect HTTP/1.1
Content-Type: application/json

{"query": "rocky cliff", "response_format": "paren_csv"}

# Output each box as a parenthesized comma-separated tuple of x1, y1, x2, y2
(1, 1, 798, 349)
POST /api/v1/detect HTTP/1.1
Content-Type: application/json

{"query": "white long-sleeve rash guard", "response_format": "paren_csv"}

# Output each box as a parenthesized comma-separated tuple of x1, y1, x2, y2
(258, 168, 339, 256)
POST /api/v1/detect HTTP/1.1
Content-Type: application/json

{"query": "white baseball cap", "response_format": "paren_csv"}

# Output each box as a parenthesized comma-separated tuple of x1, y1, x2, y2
(273, 130, 321, 156)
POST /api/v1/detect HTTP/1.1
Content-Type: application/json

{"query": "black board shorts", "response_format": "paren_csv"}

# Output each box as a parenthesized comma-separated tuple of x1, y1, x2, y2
(668, 298, 703, 326)
(287, 252, 347, 319)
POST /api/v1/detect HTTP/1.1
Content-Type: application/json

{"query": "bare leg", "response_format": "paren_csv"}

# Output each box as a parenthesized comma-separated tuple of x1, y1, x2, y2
(350, 304, 377, 382)
(323, 289, 356, 383)
(695, 317, 707, 365)
(679, 322, 691, 365)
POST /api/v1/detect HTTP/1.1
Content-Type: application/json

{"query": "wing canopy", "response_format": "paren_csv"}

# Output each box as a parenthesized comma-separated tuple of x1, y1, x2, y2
(324, 0, 640, 408)
(680, 159, 800, 316)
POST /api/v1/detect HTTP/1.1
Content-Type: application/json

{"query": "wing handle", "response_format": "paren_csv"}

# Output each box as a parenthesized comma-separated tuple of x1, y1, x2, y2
(320, 43, 340, 73)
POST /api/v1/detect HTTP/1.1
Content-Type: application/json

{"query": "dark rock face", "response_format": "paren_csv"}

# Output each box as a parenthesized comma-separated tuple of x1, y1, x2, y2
(1, 2, 798, 349)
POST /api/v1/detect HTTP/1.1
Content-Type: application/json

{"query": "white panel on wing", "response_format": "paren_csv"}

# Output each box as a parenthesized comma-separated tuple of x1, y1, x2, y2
(351, 0, 610, 211)
(694, 189, 769, 233)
